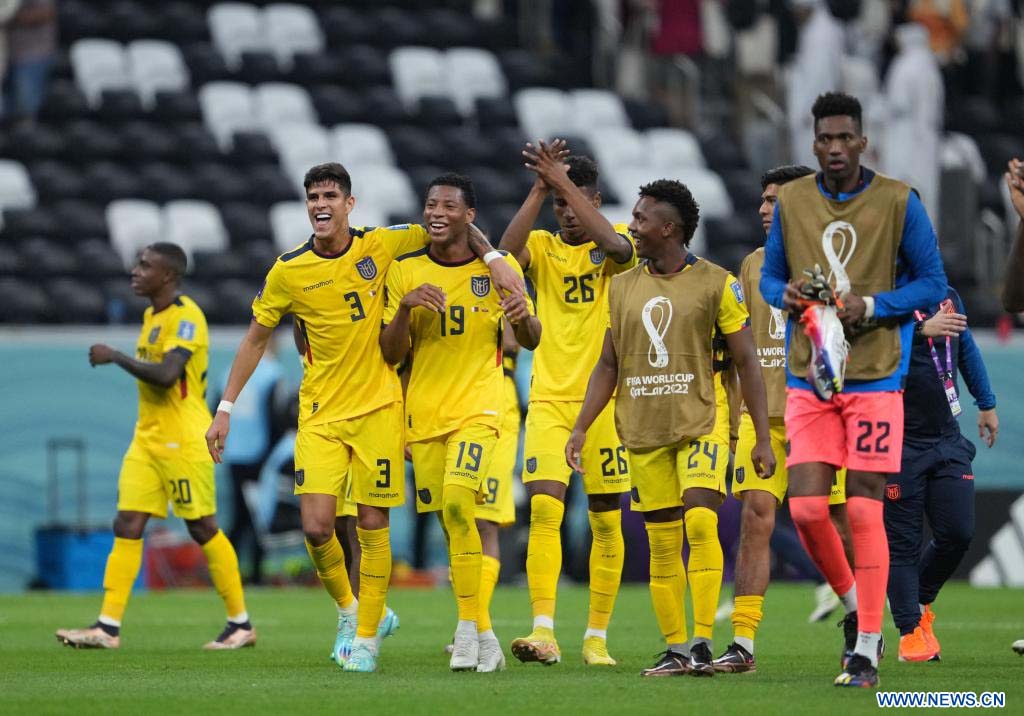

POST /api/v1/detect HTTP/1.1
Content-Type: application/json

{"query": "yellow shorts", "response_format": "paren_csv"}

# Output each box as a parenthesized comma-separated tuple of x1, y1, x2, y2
(628, 401, 730, 513)
(117, 442, 216, 520)
(411, 423, 499, 514)
(523, 399, 629, 495)
(294, 401, 404, 509)
(732, 413, 846, 506)
(476, 396, 519, 526)
(334, 471, 358, 518)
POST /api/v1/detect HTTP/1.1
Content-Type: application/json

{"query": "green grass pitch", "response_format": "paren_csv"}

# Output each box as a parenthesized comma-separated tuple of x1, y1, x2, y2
(2, 583, 1022, 714)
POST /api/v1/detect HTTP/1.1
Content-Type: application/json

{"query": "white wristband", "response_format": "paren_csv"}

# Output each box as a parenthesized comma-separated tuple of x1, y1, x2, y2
(217, 400, 234, 415)
(863, 296, 876, 319)
(482, 250, 502, 266)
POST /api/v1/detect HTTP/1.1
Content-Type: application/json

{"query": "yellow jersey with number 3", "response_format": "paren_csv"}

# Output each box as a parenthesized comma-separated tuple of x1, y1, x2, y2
(525, 224, 635, 401)
(133, 295, 211, 461)
(252, 225, 428, 427)
(383, 249, 533, 442)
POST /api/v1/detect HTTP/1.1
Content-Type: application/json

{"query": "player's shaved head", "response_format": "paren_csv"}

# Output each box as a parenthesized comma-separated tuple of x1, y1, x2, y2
(147, 242, 187, 278)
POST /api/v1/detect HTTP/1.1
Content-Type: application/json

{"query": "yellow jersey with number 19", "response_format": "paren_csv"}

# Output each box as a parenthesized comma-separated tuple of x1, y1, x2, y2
(133, 295, 211, 461)
(252, 224, 429, 428)
(383, 249, 533, 442)
(525, 224, 635, 402)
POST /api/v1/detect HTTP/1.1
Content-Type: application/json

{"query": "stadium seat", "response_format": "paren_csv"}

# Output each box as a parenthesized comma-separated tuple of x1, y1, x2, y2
(646, 128, 706, 171)
(103, 277, 150, 322)
(0, 278, 52, 323)
(289, 50, 344, 86)
(198, 81, 260, 150)
(623, 98, 669, 130)
(355, 166, 417, 218)
(267, 123, 331, 184)
(437, 126, 496, 168)
(174, 123, 221, 166)
(584, 127, 647, 174)
(107, 0, 163, 43)
(153, 88, 202, 122)
(251, 165, 300, 204)
(192, 249, 250, 280)
(514, 87, 573, 141)
(77, 238, 125, 279)
(237, 50, 283, 84)
(192, 162, 253, 206)
(227, 131, 279, 167)
(0, 208, 60, 241)
(945, 96, 1000, 135)
(47, 278, 107, 323)
(214, 278, 262, 323)
(119, 121, 180, 165)
(182, 42, 231, 85)
(55, 200, 109, 239)
(127, 40, 190, 109)
(58, 0, 111, 43)
(180, 280, 216, 316)
(976, 134, 1023, 177)
(5, 124, 70, 166)
(18, 236, 78, 277)
(0, 244, 23, 274)
(163, 200, 230, 263)
(475, 96, 518, 129)
(500, 50, 554, 90)
(0, 160, 36, 211)
(264, 3, 324, 71)
(332, 123, 395, 169)
(207, 2, 264, 70)
(720, 169, 765, 219)
(444, 47, 507, 117)
(414, 96, 462, 129)
(70, 38, 132, 108)
(254, 82, 318, 129)
(64, 121, 126, 164)
(161, 2, 210, 45)
(405, 165, 445, 198)
(243, 240, 279, 279)
(38, 79, 91, 124)
(698, 133, 748, 172)
(607, 167, 733, 231)
(464, 166, 520, 206)
(137, 162, 196, 202)
(362, 86, 409, 127)
(387, 125, 445, 168)
(269, 201, 310, 252)
(321, 5, 375, 46)
(310, 85, 367, 125)
(389, 46, 446, 111)
(81, 162, 138, 203)
(569, 89, 629, 132)
(220, 202, 273, 247)
(95, 88, 145, 122)
(374, 7, 430, 48)
(107, 199, 163, 268)
(28, 161, 85, 203)
(336, 45, 390, 88)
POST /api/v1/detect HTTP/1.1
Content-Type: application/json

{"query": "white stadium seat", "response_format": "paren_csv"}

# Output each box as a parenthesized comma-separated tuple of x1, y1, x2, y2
(353, 166, 417, 219)
(254, 82, 318, 129)
(514, 87, 572, 141)
(569, 89, 629, 133)
(269, 201, 310, 253)
(70, 38, 131, 107)
(263, 3, 324, 70)
(106, 199, 163, 269)
(584, 127, 647, 174)
(0, 160, 36, 210)
(349, 205, 390, 230)
(162, 201, 229, 263)
(198, 81, 259, 150)
(332, 123, 395, 168)
(127, 40, 190, 109)
(443, 47, 507, 116)
(208, 2, 264, 70)
(268, 123, 332, 194)
(389, 46, 446, 110)
(646, 128, 706, 171)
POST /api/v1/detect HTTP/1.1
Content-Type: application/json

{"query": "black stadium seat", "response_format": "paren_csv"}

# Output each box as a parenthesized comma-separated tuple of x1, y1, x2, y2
(119, 122, 180, 165)
(437, 126, 496, 168)
(192, 162, 252, 206)
(289, 51, 345, 86)
(422, 8, 481, 49)
(1, 209, 61, 241)
(20, 237, 82, 277)
(0, 278, 53, 323)
(47, 278, 107, 323)
(77, 238, 125, 279)
(96, 89, 145, 123)
(250, 165, 299, 205)
(321, 6, 375, 46)
(499, 50, 555, 90)
(192, 249, 249, 280)
(362, 86, 409, 127)
(154, 89, 202, 123)
(389, 126, 445, 168)
(58, 0, 111, 42)
(215, 279, 262, 324)
(415, 96, 462, 129)
(623, 98, 669, 129)
(81, 161, 138, 203)
(3, 123, 68, 162)
(160, 2, 209, 45)
(107, 0, 163, 42)
(55, 199, 109, 239)
(220, 202, 273, 246)
(0, 244, 24, 275)
(243, 241, 279, 280)
(237, 51, 282, 84)
(373, 7, 429, 48)
(228, 131, 279, 167)
(337, 45, 391, 88)
(475, 96, 518, 130)
(104, 278, 149, 323)
(310, 85, 367, 125)
(38, 80, 91, 124)
(174, 123, 221, 166)
(464, 165, 520, 205)
(29, 160, 85, 201)
(137, 162, 197, 202)
(182, 43, 231, 85)
(64, 121, 127, 164)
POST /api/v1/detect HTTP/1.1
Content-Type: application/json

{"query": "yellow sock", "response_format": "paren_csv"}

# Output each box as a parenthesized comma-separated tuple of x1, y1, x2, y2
(527, 494, 564, 624)
(355, 526, 391, 639)
(685, 506, 723, 640)
(99, 536, 143, 623)
(732, 595, 764, 642)
(587, 509, 623, 632)
(443, 484, 481, 623)
(646, 519, 687, 644)
(306, 534, 354, 609)
(201, 530, 247, 619)
(478, 555, 500, 633)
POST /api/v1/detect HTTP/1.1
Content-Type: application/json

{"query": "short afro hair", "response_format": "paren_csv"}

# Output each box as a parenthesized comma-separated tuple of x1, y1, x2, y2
(565, 155, 599, 190)
(426, 172, 476, 208)
(147, 242, 187, 277)
(303, 162, 352, 195)
(638, 179, 700, 246)
(811, 92, 863, 133)
(761, 165, 815, 190)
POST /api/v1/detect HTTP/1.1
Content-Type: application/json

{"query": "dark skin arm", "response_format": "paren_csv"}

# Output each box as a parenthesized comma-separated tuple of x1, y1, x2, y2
(379, 284, 446, 365)
(501, 291, 542, 350)
(89, 344, 188, 389)
(467, 223, 524, 298)
(565, 330, 618, 473)
(524, 139, 633, 262)
(783, 279, 868, 329)
(498, 139, 569, 268)
(724, 328, 776, 477)
(1002, 158, 1024, 312)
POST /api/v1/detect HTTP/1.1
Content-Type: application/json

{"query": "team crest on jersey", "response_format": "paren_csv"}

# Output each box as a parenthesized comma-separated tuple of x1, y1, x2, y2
(356, 256, 377, 280)
(294, 469, 305, 487)
(589, 248, 605, 264)
(471, 275, 490, 297)
(886, 483, 900, 501)
(176, 321, 195, 340)
(525, 457, 537, 473)
(418, 488, 432, 505)
(147, 326, 161, 344)
(735, 467, 745, 484)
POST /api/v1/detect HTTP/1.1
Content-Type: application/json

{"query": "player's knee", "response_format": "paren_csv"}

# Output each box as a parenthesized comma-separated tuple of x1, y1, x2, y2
(790, 496, 830, 528)
(443, 499, 472, 535)
(740, 499, 775, 539)
(302, 522, 335, 546)
(587, 493, 620, 513)
(113, 512, 145, 539)
(186, 519, 217, 545)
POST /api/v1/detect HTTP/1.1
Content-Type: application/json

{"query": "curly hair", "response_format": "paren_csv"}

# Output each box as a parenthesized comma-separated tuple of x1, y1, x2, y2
(303, 162, 352, 194)
(811, 92, 863, 133)
(426, 172, 477, 208)
(760, 165, 815, 190)
(638, 179, 700, 246)
(565, 155, 599, 190)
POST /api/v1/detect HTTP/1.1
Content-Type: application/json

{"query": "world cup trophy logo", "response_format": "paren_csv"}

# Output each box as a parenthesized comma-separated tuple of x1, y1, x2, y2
(768, 305, 787, 340)
(641, 296, 673, 368)
(821, 220, 857, 296)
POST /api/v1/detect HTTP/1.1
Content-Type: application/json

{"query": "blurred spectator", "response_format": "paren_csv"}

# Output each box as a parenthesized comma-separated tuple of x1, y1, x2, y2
(2, 0, 55, 129)
(0, 1, 20, 120)
(906, 0, 969, 64)
(962, 0, 1013, 99)
(787, 0, 845, 166)
(882, 23, 943, 225)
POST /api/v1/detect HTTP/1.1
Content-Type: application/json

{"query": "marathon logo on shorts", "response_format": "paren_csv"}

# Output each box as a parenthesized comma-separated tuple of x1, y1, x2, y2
(356, 256, 378, 280)
(962, 474, 974, 480)
(735, 466, 745, 484)
(418, 488, 432, 505)
(526, 457, 537, 473)
(147, 326, 161, 344)
(471, 275, 490, 297)
(589, 248, 605, 264)
(295, 469, 305, 487)
(886, 483, 900, 501)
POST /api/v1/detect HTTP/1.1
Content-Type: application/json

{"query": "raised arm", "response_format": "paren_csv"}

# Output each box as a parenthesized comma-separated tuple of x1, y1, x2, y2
(498, 178, 545, 270)
(89, 343, 189, 389)
(565, 329, 618, 473)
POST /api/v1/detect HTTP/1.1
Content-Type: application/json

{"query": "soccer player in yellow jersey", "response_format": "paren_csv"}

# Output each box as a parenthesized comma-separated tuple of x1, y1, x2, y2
(568, 180, 776, 677)
(56, 243, 252, 650)
(381, 173, 541, 672)
(206, 163, 523, 674)
(500, 141, 636, 666)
